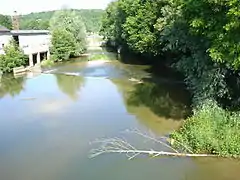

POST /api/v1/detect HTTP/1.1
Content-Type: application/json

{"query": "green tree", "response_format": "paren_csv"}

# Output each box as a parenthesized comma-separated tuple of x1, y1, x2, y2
(0, 14, 11, 29)
(51, 28, 76, 61)
(0, 40, 27, 73)
(50, 9, 87, 56)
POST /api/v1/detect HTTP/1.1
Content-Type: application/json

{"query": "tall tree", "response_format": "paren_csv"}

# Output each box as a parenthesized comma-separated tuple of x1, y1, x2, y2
(50, 10, 87, 56)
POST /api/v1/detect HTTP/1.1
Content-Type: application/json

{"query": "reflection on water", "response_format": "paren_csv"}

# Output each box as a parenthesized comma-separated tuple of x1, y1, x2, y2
(128, 81, 191, 120)
(55, 74, 84, 100)
(0, 49, 239, 180)
(0, 75, 26, 98)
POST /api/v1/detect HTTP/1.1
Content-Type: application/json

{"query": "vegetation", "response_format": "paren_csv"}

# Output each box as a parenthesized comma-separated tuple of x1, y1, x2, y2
(89, 54, 110, 61)
(0, 40, 27, 73)
(0, 14, 12, 29)
(101, 0, 240, 156)
(50, 10, 87, 61)
(40, 58, 54, 67)
(172, 101, 240, 157)
(20, 9, 104, 33)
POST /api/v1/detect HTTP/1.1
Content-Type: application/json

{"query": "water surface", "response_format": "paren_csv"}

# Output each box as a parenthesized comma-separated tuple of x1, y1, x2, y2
(0, 49, 239, 180)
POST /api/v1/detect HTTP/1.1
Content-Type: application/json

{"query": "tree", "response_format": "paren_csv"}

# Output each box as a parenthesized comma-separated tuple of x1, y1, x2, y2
(100, 0, 240, 156)
(51, 28, 76, 61)
(0, 40, 27, 73)
(50, 9, 87, 58)
(0, 14, 12, 29)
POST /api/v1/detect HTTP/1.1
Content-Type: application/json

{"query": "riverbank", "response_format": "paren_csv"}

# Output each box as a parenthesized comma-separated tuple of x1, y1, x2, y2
(171, 101, 240, 158)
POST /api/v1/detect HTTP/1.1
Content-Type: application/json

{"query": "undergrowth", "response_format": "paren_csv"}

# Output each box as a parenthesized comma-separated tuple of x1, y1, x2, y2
(171, 101, 240, 157)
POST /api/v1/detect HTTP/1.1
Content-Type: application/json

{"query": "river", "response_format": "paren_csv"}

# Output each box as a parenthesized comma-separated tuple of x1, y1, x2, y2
(0, 49, 239, 180)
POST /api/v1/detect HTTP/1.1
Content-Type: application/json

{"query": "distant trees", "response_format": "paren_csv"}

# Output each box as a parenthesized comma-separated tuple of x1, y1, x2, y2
(50, 10, 87, 61)
(0, 14, 12, 29)
(0, 40, 27, 73)
(19, 10, 104, 33)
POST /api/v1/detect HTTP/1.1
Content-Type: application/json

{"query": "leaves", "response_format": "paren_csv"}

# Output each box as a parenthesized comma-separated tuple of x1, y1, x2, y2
(0, 40, 27, 73)
(50, 10, 87, 61)
(0, 14, 12, 29)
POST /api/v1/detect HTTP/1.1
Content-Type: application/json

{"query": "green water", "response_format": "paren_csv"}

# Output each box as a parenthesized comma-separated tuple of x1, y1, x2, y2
(0, 49, 239, 180)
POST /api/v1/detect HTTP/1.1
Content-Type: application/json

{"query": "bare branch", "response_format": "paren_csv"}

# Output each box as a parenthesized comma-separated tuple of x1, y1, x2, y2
(124, 129, 179, 153)
(89, 137, 217, 158)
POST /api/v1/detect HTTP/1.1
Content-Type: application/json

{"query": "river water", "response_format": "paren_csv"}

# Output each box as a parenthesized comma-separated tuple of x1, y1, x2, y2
(0, 49, 239, 180)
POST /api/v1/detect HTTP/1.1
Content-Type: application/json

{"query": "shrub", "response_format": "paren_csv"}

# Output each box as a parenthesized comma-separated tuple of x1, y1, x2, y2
(41, 58, 55, 67)
(171, 101, 240, 157)
(0, 40, 28, 73)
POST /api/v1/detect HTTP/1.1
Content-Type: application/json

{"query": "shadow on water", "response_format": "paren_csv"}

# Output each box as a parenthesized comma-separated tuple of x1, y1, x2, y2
(55, 74, 84, 101)
(127, 79, 191, 120)
(0, 75, 26, 98)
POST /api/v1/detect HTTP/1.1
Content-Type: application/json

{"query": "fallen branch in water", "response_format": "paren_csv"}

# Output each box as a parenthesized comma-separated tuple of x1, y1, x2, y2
(89, 129, 218, 159)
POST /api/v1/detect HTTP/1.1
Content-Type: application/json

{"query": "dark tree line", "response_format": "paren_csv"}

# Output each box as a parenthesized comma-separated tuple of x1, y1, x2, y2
(101, 0, 240, 110)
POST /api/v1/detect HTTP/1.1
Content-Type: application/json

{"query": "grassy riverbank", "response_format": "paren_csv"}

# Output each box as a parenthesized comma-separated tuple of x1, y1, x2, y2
(171, 101, 240, 157)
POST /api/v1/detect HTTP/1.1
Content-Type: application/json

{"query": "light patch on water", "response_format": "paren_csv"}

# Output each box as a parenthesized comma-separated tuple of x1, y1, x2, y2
(62, 72, 82, 76)
(33, 99, 72, 115)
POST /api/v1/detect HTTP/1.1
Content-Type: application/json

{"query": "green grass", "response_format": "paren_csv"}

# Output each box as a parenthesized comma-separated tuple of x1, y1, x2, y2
(88, 54, 110, 61)
(171, 101, 240, 157)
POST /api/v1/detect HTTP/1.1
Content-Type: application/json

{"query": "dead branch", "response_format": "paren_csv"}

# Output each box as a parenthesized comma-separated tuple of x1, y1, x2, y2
(89, 130, 218, 159)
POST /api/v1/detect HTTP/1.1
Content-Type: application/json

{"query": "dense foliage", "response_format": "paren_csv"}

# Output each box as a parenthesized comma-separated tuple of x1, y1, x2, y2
(20, 9, 104, 32)
(101, 0, 240, 156)
(172, 101, 240, 157)
(0, 14, 12, 29)
(0, 40, 27, 73)
(50, 10, 87, 61)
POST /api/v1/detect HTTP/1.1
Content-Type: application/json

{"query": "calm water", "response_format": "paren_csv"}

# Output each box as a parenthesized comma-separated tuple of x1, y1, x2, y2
(0, 49, 239, 180)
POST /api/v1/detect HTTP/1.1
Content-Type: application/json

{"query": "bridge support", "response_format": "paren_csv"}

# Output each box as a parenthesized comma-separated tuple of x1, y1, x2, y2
(37, 52, 41, 64)
(29, 54, 34, 67)
(47, 50, 50, 60)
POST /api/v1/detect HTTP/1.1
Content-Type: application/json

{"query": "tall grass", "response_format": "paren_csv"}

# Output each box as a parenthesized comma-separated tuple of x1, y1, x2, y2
(171, 101, 240, 157)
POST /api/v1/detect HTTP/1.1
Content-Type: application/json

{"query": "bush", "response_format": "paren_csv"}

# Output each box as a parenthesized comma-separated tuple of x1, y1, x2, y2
(0, 40, 27, 73)
(51, 29, 76, 61)
(171, 101, 240, 157)
(41, 58, 55, 67)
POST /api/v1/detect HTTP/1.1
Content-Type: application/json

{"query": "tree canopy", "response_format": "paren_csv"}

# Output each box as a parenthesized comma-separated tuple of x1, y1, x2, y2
(20, 9, 104, 32)
(101, 0, 240, 110)
(50, 10, 87, 61)
(0, 14, 12, 29)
